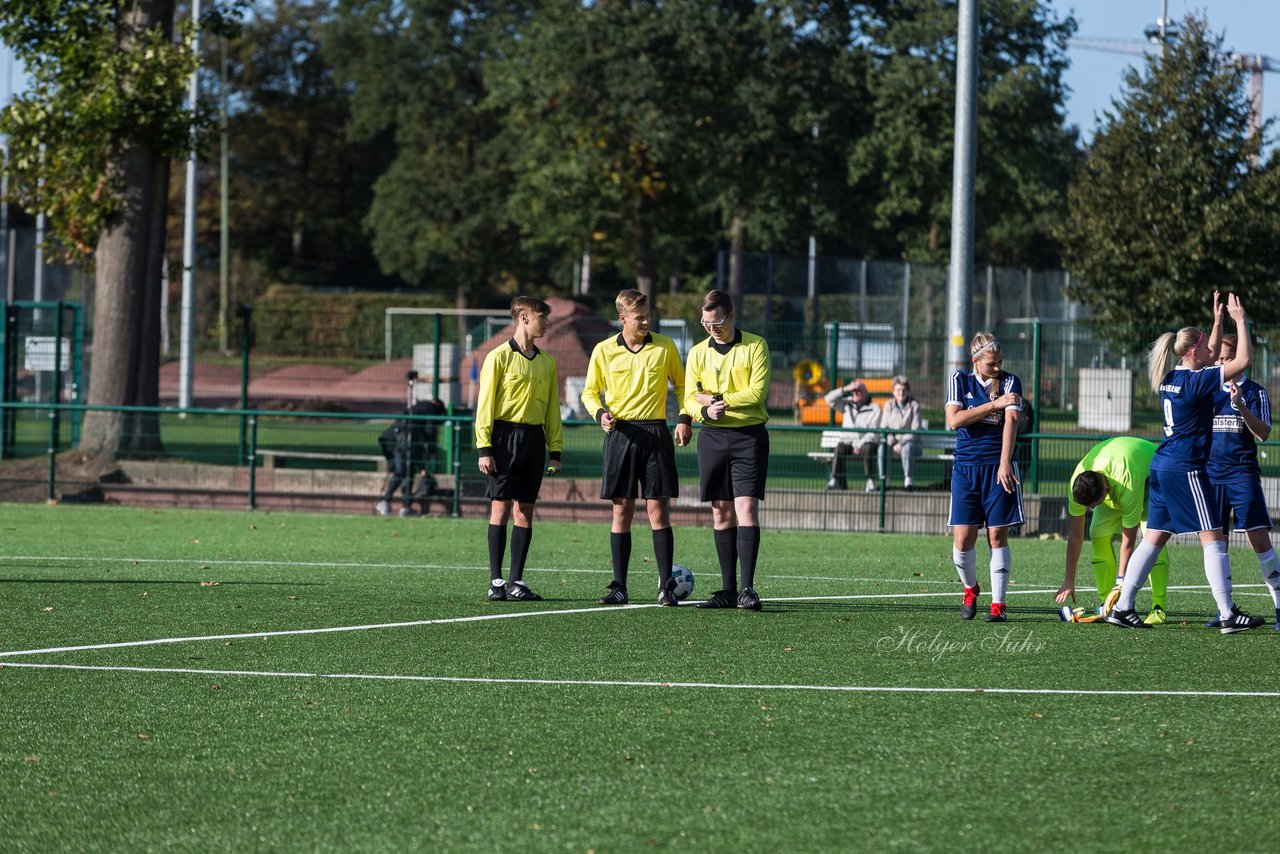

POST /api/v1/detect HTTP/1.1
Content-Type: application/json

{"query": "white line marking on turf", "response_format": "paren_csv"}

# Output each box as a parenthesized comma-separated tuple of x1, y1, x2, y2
(4, 661, 1279, 699)
(0, 604, 654, 659)
(0, 588, 1078, 660)
(0, 585, 1243, 661)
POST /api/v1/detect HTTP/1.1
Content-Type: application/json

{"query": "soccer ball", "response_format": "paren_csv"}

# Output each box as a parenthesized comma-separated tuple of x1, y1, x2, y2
(669, 564, 695, 601)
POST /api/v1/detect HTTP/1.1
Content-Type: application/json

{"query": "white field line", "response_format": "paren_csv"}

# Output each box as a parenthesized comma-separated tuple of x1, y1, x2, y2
(0, 584, 1248, 661)
(4, 661, 1279, 699)
(0, 604, 650, 659)
(0, 587, 1083, 660)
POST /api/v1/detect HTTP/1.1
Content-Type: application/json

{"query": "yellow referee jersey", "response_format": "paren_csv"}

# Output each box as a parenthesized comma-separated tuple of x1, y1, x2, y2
(581, 332, 690, 424)
(474, 340, 564, 456)
(682, 330, 771, 427)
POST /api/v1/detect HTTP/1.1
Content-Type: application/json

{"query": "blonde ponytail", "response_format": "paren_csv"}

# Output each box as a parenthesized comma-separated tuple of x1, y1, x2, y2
(1147, 327, 1202, 392)
(1147, 333, 1176, 393)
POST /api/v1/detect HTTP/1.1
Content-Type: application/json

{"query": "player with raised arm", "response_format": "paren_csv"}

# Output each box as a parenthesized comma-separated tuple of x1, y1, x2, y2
(1105, 293, 1265, 633)
(1206, 329, 1280, 630)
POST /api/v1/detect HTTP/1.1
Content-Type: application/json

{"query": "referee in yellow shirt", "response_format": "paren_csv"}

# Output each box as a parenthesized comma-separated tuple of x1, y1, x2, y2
(582, 289, 692, 606)
(683, 289, 771, 610)
(474, 296, 564, 602)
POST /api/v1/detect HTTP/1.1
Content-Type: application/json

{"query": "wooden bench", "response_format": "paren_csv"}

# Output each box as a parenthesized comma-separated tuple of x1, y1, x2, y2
(807, 421, 955, 487)
(257, 449, 389, 472)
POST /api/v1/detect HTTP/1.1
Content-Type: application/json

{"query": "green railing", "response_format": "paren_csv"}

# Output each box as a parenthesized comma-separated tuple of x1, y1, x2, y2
(4, 400, 1236, 536)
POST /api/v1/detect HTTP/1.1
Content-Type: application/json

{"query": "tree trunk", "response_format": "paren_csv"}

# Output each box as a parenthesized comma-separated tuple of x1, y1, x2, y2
(727, 215, 746, 305)
(632, 196, 656, 302)
(121, 153, 170, 453)
(79, 0, 176, 459)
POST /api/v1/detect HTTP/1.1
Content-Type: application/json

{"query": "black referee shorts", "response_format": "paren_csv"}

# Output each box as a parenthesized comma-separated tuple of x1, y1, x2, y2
(697, 423, 769, 502)
(599, 419, 679, 500)
(485, 421, 547, 504)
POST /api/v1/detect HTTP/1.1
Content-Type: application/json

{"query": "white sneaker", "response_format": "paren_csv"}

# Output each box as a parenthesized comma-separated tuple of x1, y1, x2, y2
(864, 479, 876, 493)
(398, 507, 420, 517)
(375, 500, 390, 516)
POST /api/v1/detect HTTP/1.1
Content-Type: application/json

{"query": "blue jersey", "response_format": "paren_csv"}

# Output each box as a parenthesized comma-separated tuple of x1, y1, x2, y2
(1151, 364, 1223, 474)
(946, 370, 1023, 465)
(1208, 377, 1270, 483)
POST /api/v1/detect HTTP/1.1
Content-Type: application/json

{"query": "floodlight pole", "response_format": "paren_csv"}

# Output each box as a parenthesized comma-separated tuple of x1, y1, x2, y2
(219, 32, 230, 354)
(945, 0, 978, 379)
(0, 50, 9, 301)
(178, 0, 202, 412)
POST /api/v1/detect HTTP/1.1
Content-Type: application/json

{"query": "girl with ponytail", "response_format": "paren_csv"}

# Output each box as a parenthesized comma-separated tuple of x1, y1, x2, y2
(1107, 292, 1264, 633)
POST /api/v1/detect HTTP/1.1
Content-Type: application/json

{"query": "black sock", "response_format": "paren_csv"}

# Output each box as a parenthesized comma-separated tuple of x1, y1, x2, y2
(610, 531, 632, 587)
(653, 527, 674, 590)
(714, 527, 738, 593)
(737, 526, 761, 590)
(509, 525, 533, 584)
(487, 524, 506, 582)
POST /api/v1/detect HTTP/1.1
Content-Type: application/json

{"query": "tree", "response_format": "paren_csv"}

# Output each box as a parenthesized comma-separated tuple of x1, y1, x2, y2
(326, 0, 548, 311)
(211, 0, 396, 289)
(1, 0, 207, 458)
(487, 0, 701, 302)
(848, 0, 1078, 266)
(489, 1, 845, 301)
(1061, 16, 1280, 327)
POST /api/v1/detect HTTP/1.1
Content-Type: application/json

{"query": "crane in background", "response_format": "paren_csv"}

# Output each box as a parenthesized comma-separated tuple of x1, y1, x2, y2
(1067, 33, 1280, 141)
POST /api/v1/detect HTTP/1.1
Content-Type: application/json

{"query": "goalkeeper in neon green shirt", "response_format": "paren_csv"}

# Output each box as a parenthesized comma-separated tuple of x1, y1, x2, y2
(1054, 436, 1170, 624)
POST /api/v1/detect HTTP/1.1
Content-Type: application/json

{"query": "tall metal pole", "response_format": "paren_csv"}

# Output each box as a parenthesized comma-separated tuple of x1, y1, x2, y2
(945, 0, 979, 378)
(0, 50, 10, 300)
(34, 145, 44, 303)
(178, 0, 202, 410)
(219, 32, 230, 354)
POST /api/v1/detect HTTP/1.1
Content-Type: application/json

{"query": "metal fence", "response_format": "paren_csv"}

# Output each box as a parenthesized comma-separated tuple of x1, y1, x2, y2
(7, 401, 1280, 543)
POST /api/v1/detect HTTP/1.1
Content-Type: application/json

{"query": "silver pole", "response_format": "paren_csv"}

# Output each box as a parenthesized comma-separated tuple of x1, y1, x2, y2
(984, 265, 993, 330)
(178, 0, 202, 411)
(900, 261, 911, 375)
(0, 50, 9, 300)
(219, 33, 229, 354)
(34, 145, 44, 303)
(945, 0, 979, 378)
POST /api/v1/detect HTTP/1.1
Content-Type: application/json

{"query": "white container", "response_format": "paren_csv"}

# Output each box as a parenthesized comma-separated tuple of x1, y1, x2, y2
(413, 343, 460, 381)
(1077, 368, 1132, 432)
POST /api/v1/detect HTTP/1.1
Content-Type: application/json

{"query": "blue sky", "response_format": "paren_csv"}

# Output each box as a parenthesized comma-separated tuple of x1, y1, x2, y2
(5, 2, 1279, 144)
(1052, 0, 1280, 140)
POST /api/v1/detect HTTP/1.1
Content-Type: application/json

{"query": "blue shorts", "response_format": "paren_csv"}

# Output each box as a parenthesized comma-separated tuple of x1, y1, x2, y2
(1213, 479, 1273, 532)
(948, 462, 1025, 529)
(1146, 468, 1220, 533)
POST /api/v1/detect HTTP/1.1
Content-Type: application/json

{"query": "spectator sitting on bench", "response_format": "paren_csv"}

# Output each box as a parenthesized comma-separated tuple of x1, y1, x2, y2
(879, 375, 923, 491)
(824, 380, 881, 492)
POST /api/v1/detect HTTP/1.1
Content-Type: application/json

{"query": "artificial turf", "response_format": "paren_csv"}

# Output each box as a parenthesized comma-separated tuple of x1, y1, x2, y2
(2, 503, 1278, 851)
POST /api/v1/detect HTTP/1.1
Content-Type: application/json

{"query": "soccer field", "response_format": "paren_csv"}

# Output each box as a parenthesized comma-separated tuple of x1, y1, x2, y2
(2, 505, 1278, 851)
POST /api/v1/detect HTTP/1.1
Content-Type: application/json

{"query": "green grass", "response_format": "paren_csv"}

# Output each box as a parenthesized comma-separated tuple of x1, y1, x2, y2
(3, 504, 1280, 851)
